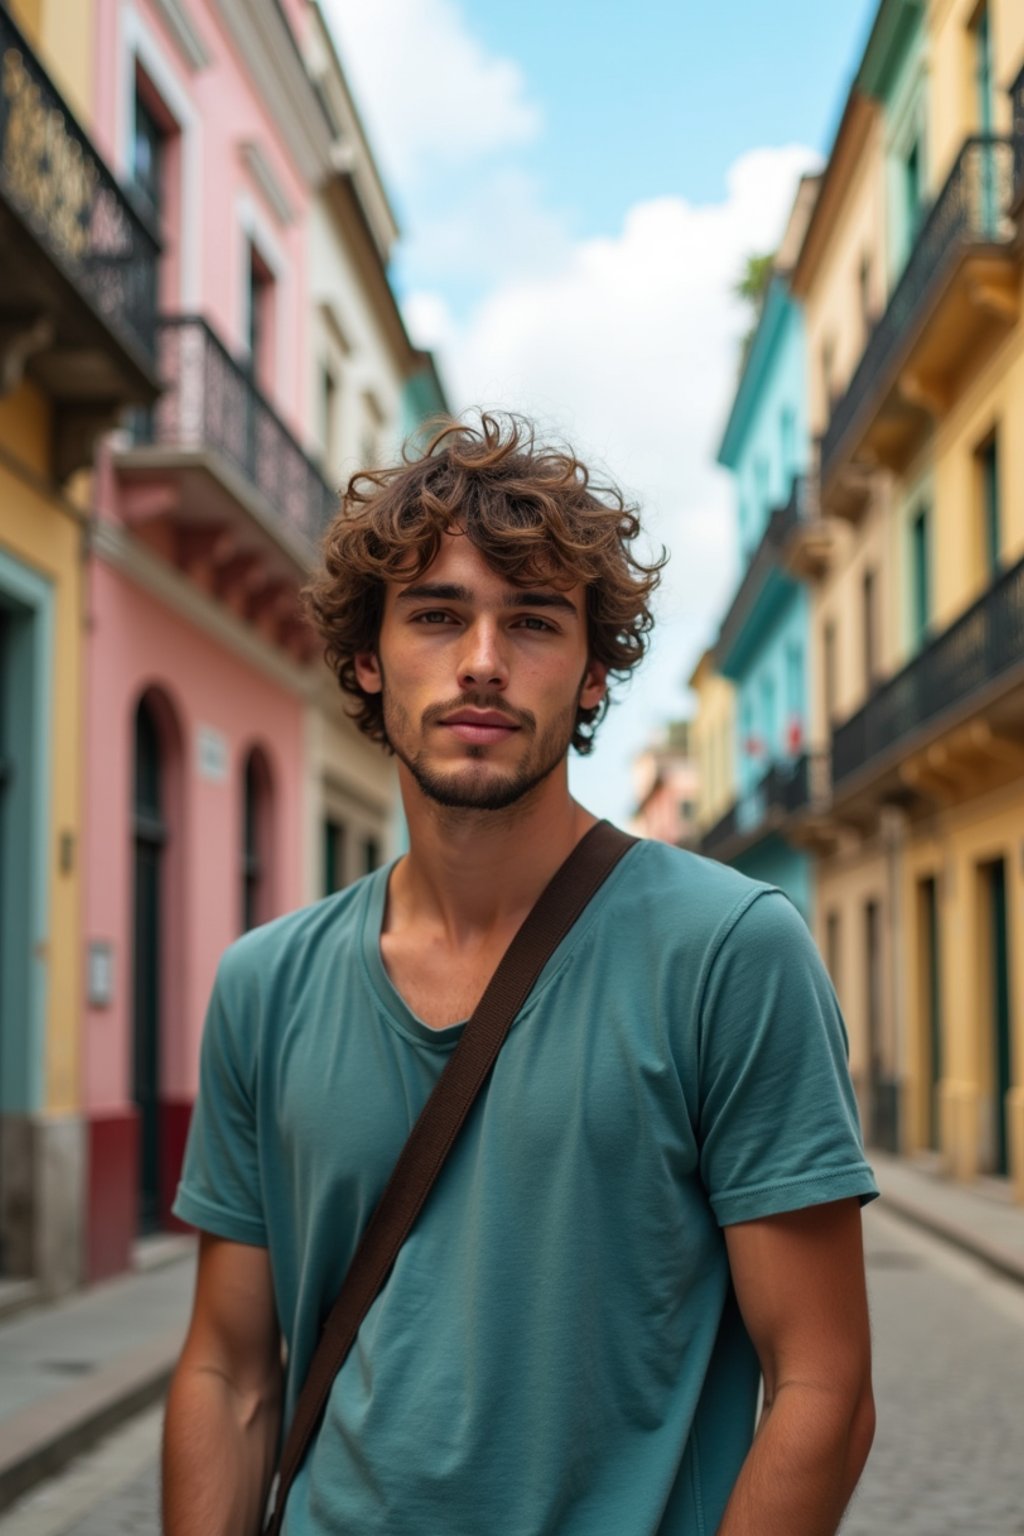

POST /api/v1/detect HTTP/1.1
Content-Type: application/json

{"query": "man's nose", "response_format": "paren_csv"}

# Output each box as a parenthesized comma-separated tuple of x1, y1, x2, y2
(457, 620, 508, 691)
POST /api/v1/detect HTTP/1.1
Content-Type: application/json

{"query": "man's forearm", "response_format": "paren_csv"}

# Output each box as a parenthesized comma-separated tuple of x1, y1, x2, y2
(716, 1381, 875, 1536)
(162, 1358, 282, 1536)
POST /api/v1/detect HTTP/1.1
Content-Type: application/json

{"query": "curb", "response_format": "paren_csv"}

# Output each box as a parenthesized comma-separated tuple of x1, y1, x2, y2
(877, 1189, 1024, 1289)
(0, 1330, 181, 1517)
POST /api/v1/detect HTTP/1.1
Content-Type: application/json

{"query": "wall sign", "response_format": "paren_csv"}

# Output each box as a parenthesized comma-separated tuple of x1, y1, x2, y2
(197, 725, 229, 784)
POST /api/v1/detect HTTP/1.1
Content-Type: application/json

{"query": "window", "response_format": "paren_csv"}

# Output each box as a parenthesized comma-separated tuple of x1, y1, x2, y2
(821, 338, 837, 418)
(823, 619, 838, 727)
(246, 243, 275, 390)
(363, 836, 382, 876)
(904, 138, 925, 242)
(973, 4, 994, 134)
(785, 642, 804, 753)
(131, 88, 165, 222)
(858, 255, 873, 341)
(759, 674, 777, 763)
(862, 567, 877, 690)
(324, 817, 346, 895)
(780, 407, 796, 483)
(910, 505, 931, 649)
(976, 433, 1000, 578)
(826, 911, 841, 990)
(320, 363, 338, 477)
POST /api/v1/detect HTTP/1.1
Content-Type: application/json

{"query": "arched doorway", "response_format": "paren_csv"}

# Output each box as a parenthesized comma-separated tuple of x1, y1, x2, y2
(241, 746, 274, 933)
(132, 695, 167, 1234)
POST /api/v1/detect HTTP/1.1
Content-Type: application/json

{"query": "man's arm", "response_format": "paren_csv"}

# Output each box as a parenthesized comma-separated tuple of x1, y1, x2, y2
(163, 1232, 283, 1536)
(717, 1197, 875, 1536)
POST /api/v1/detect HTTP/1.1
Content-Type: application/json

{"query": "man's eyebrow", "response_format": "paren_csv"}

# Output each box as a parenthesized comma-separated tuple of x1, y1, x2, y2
(395, 582, 579, 616)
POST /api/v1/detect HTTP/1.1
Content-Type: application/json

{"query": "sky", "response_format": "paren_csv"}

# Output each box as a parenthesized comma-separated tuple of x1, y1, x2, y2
(322, 0, 879, 822)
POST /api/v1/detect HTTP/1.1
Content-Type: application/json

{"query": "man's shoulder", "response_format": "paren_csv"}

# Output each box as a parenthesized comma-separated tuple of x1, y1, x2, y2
(619, 837, 784, 945)
(215, 870, 380, 1000)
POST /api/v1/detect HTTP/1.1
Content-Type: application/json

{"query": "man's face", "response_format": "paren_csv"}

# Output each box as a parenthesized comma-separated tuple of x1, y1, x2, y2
(354, 532, 607, 812)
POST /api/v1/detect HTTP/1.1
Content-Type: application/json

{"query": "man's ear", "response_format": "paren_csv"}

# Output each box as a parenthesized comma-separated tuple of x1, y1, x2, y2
(354, 651, 383, 695)
(579, 659, 608, 711)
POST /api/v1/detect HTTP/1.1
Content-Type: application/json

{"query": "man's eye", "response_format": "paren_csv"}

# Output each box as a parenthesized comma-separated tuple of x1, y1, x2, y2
(414, 610, 455, 624)
(515, 616, 554, 632)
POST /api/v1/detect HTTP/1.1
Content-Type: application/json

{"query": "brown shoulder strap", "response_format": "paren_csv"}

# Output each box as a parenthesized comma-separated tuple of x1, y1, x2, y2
(265, 820, 637, 1533)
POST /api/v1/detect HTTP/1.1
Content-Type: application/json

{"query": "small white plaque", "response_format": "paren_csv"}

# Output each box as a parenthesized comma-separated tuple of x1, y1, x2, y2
(87, 941, 114, 1008)
(197, 725, 229, 784)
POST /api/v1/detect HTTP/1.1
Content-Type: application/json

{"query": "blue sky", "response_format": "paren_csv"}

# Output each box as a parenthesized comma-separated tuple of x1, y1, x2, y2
(327, 0, 880, 822)
(385, 0, 878, 314)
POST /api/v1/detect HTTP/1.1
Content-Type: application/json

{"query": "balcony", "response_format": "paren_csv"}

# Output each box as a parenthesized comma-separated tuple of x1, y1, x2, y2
(831, 550, 1024, 804)
(714, 477, 826, 679)
(113, 317, 338, 657)
(0, 6, 159, 477)
(820, 137, 1019, 516)
(699, 755, 817, 863)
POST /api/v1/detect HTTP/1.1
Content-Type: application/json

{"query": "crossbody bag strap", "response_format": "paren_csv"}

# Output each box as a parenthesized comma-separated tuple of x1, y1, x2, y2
(265, 819, 637, 1534)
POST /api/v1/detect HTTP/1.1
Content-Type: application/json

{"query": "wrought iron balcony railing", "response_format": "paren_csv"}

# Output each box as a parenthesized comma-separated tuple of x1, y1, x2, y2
(820, 136, 1015, 486)
(0, 5, 158, 369)
(714, 475, 811, 673)
(133, 316, 338, 550)
(1012, 65, 1024, 211)
(832, 550, 1024, 791)
(699, 751, 821, 860)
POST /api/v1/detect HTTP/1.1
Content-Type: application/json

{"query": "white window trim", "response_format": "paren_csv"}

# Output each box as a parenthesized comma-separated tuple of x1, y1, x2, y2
(117, 1, 202, 310)
(237, 192, 291, 408)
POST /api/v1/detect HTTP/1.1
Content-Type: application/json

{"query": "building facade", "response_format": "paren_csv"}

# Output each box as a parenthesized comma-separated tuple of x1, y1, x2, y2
(76, 0, 446, 1282)
(629, 721, 700, 848)
(704, 178, 820, 925)
(691, 0, 1024, 1203)
(0, 0, 160, 1292)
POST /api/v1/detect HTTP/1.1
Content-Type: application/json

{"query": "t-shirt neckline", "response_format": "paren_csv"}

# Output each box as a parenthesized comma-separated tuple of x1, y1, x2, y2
(359, 841, 643, 1052)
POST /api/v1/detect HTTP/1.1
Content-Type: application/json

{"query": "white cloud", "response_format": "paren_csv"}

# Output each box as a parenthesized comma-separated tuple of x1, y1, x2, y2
(322, 0, 820, 820)
(321, 0, 542, 181)
(407, 144, 820, 818)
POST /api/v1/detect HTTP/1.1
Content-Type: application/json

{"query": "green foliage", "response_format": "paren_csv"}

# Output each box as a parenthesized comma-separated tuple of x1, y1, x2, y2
(735, 251, 775, 369)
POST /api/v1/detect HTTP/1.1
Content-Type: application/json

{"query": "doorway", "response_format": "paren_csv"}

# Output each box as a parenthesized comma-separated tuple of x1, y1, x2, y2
(132, 696, 167, 1233)
(981, 858, 1012, 1177)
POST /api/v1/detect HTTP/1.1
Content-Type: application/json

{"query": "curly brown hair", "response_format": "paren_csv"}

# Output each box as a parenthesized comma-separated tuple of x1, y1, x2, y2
(303, 411, 667, 755)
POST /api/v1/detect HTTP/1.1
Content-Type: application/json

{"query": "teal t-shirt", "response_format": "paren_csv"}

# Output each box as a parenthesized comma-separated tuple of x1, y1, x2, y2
(174, 838, 878, 1536)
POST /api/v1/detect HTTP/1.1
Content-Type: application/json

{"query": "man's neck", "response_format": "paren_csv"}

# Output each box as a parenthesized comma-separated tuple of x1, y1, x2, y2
(390, 769, 599, 946)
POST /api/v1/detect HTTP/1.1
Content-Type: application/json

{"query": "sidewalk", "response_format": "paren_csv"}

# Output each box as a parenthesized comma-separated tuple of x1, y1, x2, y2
(2, 1157, 1024, 1515)
(0, 1243, 195, 1517)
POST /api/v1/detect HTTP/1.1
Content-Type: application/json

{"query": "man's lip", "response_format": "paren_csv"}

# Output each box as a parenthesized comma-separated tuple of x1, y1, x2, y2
(441, 712, 520, 728)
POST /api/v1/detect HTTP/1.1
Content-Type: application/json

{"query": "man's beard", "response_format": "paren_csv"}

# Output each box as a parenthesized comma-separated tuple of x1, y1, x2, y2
(381, 681, 581, 813)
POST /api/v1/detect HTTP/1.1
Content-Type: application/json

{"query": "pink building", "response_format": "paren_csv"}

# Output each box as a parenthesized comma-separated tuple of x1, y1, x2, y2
(629, 721, 701, 850)
(81, 0, 361, 1279)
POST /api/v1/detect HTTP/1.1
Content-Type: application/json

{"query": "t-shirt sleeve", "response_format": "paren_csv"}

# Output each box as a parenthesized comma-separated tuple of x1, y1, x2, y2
(697, 886, 879, 1227)
(172, 946, 268, 1247)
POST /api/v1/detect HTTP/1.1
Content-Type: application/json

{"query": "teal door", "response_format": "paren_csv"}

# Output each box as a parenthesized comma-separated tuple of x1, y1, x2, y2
(923, 877, 942, 1152)
(911, 505, 931, 650)
(988, 860, 1011, 1177)
(133, 699, 166, 1234)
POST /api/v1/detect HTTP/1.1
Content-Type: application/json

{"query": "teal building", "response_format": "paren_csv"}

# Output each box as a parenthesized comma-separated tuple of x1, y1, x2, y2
(702, 179, 819, 924)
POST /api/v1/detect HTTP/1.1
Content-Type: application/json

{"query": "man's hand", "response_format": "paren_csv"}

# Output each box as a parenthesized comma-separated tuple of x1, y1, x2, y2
(163, 1233, 283, 1536)
(717, 1197, 875, 1535)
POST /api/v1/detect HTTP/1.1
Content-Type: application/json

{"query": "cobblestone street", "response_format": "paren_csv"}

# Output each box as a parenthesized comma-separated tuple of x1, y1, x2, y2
(2, 1204, 1023, 1536)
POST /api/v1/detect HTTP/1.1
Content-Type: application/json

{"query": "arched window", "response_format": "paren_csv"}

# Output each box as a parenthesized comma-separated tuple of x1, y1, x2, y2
(241, 747, 274, 931)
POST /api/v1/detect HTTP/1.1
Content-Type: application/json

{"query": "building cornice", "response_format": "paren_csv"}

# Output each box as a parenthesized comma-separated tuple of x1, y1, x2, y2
(241, 141, 296, 225)
(212, 0, 333, 185)
(90, 517, 316, 699)
(149, 0, 211, 71)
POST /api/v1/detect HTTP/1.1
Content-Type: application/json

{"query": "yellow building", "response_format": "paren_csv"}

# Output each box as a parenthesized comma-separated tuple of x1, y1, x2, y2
(792, 0, 1024, 1199)
(0, 0, 159, 1290)
(687, 647, 736, 841)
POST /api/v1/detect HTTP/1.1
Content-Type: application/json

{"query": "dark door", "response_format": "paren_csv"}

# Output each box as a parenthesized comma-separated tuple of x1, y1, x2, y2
(988, 859, 1011, 1177)
(865, 900, 895, 1149)
(133, 699, 166, 1233)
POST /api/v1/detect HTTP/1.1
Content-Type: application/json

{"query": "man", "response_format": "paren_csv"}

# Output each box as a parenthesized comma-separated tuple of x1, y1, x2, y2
(165, 413, 877, 1535)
